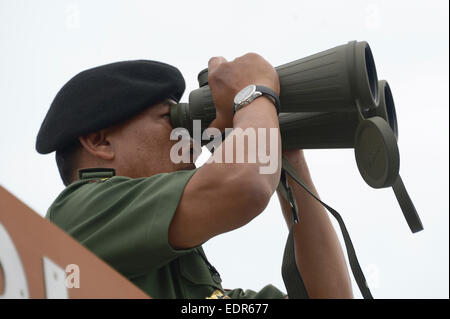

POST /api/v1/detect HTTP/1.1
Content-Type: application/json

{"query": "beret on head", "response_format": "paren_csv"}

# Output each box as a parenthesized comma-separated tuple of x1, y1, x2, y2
(36, 60, 185, 154)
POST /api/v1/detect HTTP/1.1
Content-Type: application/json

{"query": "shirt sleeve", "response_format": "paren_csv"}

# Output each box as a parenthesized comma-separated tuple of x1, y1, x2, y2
(225, 284, 287, 299)
(47, 169, 199, 278)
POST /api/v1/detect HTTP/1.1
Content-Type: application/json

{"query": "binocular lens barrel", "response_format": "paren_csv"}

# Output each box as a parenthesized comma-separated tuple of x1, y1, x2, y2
(280, 80, 398, 150)
(170, 41, 380, 134)
(279, 111, 359, 150)
(276, 40, 379, 113)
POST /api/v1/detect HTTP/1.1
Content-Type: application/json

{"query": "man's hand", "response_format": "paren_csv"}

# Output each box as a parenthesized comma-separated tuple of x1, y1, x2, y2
(207, 53, 280, 132)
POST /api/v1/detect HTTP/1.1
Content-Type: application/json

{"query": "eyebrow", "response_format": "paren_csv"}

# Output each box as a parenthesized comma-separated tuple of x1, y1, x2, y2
(153, 99, 174, 113)
(160, 101, 171, 112)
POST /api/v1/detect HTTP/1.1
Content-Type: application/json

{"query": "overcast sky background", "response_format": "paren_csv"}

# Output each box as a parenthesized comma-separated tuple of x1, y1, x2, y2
(0, 0, 448, 298)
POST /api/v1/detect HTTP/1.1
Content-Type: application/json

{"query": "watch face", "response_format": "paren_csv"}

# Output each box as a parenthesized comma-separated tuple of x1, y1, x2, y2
(234, 85, 256, 104)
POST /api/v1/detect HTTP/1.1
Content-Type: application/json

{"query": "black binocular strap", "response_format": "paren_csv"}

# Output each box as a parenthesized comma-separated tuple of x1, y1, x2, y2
(279, 168, 309, 298)
(279, 156, 373, 299)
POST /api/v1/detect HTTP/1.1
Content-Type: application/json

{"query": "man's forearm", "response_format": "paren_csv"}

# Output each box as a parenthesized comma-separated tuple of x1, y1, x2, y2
(169, 99, 282, 249)
(169, 53, 283, 249)
(277, 150, 353, 298)
(208, 97, 282, 199)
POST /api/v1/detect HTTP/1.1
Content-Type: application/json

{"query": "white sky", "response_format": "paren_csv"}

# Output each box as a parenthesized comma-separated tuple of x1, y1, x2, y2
(0, 0, 448, 298)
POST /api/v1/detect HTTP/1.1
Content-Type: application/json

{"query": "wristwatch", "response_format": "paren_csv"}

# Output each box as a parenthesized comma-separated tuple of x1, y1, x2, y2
(233, 84, 281, 115)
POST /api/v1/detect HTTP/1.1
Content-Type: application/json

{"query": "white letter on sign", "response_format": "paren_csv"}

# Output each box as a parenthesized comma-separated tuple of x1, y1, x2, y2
(0, 223, 29, 299)
(66, 264, 80, 288)
(43, 257, 68, 299)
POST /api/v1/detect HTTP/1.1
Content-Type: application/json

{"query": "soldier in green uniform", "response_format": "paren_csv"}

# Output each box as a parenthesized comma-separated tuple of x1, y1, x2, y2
(36, 55, 352, 299)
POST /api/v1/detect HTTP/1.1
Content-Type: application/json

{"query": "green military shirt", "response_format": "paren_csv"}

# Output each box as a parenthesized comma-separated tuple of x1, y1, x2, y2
(46, 168, 286, 299)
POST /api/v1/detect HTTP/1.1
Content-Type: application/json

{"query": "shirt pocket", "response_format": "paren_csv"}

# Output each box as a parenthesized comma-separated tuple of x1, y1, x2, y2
(178, 251, 223, 298)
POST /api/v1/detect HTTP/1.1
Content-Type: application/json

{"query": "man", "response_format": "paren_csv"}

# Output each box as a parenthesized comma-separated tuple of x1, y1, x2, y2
(36, 54, 352, 298)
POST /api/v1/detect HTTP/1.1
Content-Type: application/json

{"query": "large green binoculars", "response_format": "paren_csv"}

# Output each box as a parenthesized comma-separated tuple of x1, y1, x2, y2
(170, 40, 423, 233)
(171, 41, 379, 132)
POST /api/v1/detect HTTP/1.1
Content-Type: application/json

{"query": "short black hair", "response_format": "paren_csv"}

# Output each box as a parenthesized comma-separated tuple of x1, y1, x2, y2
(55, 140, 80, 186)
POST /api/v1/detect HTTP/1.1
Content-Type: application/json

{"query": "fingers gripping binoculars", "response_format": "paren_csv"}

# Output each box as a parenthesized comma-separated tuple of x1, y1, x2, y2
(170, 41, 423, 233)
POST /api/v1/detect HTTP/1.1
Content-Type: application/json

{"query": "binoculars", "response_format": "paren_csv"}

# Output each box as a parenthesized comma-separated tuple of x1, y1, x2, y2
(170, 40, 423, 233)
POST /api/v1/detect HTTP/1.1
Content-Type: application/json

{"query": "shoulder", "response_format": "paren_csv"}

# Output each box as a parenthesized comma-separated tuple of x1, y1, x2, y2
(46, 168, 199, 226)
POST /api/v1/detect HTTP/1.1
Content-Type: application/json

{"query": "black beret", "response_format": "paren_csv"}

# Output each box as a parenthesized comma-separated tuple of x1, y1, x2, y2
(36, 60, 185, 154)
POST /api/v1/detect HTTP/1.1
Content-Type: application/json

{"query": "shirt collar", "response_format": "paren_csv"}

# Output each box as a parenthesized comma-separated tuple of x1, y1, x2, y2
(78, 168, 116, 180)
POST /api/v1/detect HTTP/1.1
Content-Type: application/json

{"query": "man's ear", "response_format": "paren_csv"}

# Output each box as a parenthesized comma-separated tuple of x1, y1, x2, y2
(78, 129, 115, 161)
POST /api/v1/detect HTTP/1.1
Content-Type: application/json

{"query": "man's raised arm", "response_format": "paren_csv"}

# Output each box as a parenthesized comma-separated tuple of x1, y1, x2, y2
(169, 53, 282, 249)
